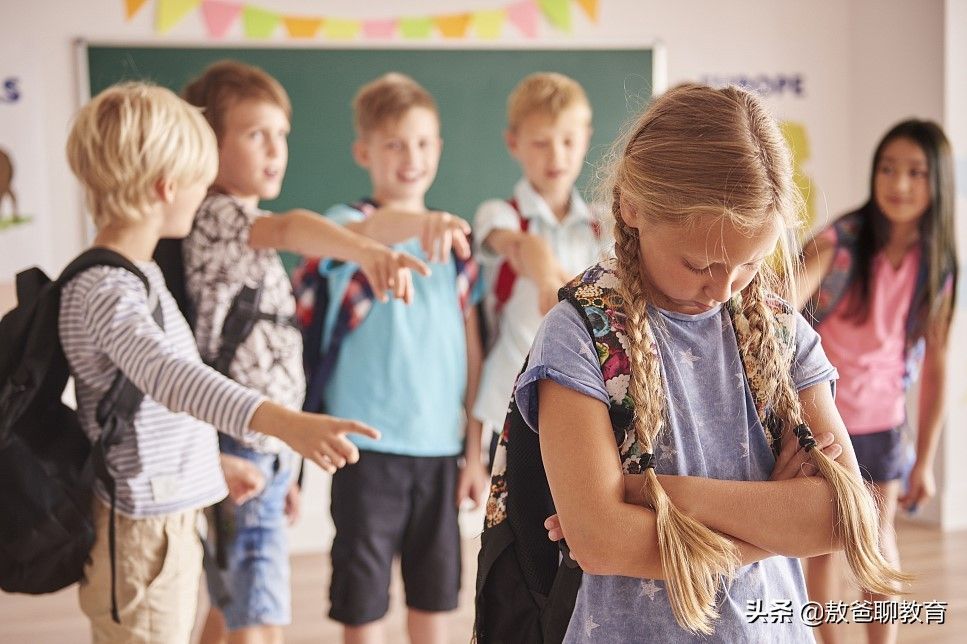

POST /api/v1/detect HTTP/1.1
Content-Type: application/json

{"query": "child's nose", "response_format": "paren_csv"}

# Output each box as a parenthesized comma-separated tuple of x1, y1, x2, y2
(704, 274, 734, 304)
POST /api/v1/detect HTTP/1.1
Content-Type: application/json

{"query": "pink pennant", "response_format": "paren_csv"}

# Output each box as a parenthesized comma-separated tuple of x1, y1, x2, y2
(507, 0, 540, 38)
(201, 0, 241, 39)
(362, 19, 396, 39)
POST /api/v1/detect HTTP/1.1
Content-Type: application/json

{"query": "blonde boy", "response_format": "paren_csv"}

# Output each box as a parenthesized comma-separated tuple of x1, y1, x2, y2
(472, 72, 610, 457)
(177, 60, 429, 644)
(62, 83, 377, 643)
(317, 73, 487, 644)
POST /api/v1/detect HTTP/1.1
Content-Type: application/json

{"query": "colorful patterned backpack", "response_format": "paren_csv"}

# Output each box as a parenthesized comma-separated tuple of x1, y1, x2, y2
(473, 259, 795, 643)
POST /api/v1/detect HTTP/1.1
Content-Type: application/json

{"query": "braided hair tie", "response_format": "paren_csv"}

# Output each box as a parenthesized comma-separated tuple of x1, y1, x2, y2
(627, 453, 656, 474)
(793, 423, 817, 451)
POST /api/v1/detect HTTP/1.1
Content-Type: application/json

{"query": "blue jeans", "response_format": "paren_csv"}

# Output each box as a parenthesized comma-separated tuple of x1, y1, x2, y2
(208, 434, 295, 630)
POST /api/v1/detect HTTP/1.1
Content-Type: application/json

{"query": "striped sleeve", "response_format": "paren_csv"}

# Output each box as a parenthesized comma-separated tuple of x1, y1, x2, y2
(81, 269, 265, 438)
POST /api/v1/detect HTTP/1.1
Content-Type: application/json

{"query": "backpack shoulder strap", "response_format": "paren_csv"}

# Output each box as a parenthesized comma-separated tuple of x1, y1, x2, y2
(808, 211, 863, 326)
(58, 247, 150, 295)
(492, 198, 529, 315)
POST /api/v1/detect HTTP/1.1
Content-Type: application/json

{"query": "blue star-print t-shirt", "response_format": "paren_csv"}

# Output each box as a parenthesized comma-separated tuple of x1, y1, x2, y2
(514, 300, 837, 643)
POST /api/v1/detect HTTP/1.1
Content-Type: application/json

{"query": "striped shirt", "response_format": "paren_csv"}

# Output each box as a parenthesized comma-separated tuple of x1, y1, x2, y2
(59, 261, 265, 518)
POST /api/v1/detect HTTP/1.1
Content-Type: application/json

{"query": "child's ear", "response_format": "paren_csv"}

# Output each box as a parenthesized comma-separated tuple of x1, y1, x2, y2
(351, 139, 369, 169)
(154, 177, 176, 204)
(504, 129, 518, 156)
(618, 195, 641, 229)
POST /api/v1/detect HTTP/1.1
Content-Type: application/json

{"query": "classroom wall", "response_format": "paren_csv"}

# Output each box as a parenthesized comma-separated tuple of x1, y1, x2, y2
(941, 0, 967, 531)
(0, 0, 960, 548)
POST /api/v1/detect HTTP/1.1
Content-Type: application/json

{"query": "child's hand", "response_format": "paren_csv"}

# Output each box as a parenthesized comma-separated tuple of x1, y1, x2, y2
(284, 481, 302, 525)
(219, 454, 266, 505)
(899, 460, 935, 513)
(358, 245, 431, 304)
(421, 212, 472, 263)
(273, 410, 380, 474)
(544, 514, 564, 542)
(455, 458, 489, 510)
(769, 430, 842, 481)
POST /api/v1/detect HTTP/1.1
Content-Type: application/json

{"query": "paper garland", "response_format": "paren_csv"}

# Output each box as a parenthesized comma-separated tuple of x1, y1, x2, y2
(127, 0, 599, 40)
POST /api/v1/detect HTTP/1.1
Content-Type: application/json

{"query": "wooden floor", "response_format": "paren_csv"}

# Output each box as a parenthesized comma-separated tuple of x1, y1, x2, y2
(2, 519, 964, 643)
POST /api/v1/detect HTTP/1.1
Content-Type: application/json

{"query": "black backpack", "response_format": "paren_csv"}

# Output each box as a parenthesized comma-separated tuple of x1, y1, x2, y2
(0, 248, 162, 622)
(474, 386, 584, 644)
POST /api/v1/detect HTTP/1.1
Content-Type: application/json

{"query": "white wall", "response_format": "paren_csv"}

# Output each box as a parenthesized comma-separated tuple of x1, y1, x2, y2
(941, 0, 967, 531)
(0, 0, 958, 548)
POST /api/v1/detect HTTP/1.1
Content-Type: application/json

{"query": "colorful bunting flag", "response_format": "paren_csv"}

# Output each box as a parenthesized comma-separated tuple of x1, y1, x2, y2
(507, 0, 540, 38)
(201, 0, 241, 39)
(125, 0, 149, 21)
(325, 18, 361, 40)
(362, 19, 397, 39)
(242, 5, 279, 38)
(577, 0, 599, 22)
(157, 0, 201, 34)
(473, 9, 505, 39)
(283, 16, 324, 39)
(400, 16, 433, 40)
(147, 0, 600, 41)
(539, 0, 571, 32)
(434, 14, 472, 39)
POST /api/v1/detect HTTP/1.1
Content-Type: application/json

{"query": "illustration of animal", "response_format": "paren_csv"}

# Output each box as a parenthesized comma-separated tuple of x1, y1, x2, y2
(0, 148, 20, 222)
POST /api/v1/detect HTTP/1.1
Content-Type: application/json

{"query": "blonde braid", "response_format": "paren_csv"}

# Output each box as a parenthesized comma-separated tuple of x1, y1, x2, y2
(612, 193, 739, 634)
(738, 272, 911, 594)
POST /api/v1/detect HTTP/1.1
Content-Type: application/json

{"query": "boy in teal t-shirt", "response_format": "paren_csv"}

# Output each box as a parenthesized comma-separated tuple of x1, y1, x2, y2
(316, 73, 487, 643)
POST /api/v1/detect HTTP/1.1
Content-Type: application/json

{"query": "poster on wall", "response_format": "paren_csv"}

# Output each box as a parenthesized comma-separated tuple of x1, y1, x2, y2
(0, 57, 51, 302)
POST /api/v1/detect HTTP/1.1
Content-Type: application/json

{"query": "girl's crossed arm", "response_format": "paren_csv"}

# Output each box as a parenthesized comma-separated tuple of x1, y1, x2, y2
(539, 378, 775, 579)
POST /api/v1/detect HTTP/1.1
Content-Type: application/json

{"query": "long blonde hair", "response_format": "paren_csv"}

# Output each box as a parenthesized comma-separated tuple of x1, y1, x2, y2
(603, 84, 908, 633)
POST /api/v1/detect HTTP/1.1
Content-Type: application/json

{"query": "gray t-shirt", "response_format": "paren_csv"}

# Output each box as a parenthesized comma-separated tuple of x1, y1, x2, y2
(515, 300, 837, 643)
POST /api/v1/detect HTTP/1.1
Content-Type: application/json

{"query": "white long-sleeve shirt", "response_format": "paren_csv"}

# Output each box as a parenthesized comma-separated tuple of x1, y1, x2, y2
(59, 261, 264, 518)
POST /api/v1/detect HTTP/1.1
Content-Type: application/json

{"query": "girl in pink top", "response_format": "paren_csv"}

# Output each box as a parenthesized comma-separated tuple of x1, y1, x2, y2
(798, 120, 958, 644)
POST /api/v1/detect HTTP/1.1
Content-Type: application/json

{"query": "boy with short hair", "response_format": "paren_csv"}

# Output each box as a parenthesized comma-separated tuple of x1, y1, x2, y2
(178, 60, 429, 644)
(61, 82, 378, 644)
(472, 72, 611, 458)
(317, 72, 488, 644)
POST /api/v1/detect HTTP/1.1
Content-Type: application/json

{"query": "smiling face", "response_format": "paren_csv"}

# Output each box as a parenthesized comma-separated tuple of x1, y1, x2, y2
(873, 136, 932, 228)
(353, 106, 441, 210)
(507, 104, 592, 203)
(622, 202, 781, 315)
(214, 98, 290, 206)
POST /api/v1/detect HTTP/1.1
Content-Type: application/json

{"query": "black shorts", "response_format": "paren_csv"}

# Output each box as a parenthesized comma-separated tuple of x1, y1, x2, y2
(328, 450, 461, 626)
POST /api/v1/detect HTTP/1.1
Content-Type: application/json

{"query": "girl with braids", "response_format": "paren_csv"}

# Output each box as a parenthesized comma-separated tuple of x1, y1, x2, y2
(489, 83, 906, 642)
(798, 120, 957, 644)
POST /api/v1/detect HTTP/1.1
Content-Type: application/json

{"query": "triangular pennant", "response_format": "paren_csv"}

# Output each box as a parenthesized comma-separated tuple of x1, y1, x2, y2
(538, 0, 571, 32)
(283, 16, 324, 39)
(242, 5, 279, 38)
(472, 9, 505, 39)
(399, 16, 433, 39)
(576, 0, 599, 23)
(362, 19, 396, 39)
(157, 0, 201, 34)
(434, 13, 472, 39)
(125, 0, 149, 21)
(200, 0, 241, 39)
(506, 0, 539, 38)
(325, 18, 361, 40)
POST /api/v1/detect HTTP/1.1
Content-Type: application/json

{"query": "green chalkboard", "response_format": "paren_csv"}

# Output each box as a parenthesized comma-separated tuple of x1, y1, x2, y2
(86, 46, 653, 222)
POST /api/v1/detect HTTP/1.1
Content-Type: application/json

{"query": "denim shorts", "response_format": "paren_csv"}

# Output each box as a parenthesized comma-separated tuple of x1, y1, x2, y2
(850, 425, 912, 483)
(207, 434, 295, 631)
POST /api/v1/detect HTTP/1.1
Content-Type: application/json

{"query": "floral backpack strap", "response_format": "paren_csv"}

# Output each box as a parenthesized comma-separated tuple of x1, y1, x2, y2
(558, 259, 656, 474)
(808, 212, 862, 328)
(727, 291, 797, 454)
